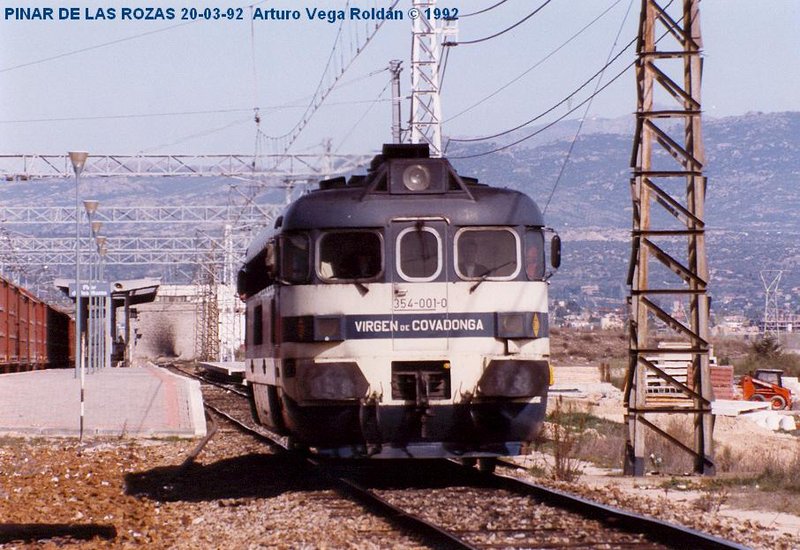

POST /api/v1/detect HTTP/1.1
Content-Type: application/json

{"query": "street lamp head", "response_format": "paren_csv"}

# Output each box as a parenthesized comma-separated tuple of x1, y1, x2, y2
(95, 235, 107, 248)
(83, 199, 99, 215)
(68, 151, 89, 176)
(91, 221, 103, 235)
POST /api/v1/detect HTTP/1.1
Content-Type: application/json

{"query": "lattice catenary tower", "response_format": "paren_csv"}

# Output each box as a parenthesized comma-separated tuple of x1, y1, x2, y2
(626, 0, 715, 476)
(410, 0, 444, 157)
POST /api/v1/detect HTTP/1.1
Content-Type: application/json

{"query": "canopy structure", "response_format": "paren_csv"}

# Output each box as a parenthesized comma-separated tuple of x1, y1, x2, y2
(55, 277, 160, 367)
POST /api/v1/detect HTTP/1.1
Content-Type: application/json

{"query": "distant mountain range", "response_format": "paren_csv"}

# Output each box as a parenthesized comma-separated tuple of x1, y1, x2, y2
(448, 111, 800, 320)
(1, 111, 798, 321)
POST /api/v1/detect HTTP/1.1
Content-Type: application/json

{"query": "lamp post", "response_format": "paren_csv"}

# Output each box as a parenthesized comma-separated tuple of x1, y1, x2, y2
(96, 237, 108, 370)
(90, 227, 103, 372)
(69, 151, 88, 440)
(84, 202, 99, 372)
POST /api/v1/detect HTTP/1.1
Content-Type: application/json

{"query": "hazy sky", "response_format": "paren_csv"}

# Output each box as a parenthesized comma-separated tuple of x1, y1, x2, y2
(1, 0, 798, 156)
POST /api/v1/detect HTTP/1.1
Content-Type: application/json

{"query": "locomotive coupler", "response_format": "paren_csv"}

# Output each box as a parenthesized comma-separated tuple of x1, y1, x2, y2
(416, 373, 436, 439)
(359, 393, 382, 456)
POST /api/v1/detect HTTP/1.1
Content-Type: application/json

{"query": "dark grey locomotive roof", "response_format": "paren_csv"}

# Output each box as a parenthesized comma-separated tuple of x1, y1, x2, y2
(281, 185, 543, 230)
(244, 145, 545, 262)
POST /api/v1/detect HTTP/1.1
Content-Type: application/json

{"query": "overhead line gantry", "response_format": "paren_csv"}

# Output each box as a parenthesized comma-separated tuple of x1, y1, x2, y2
(0, 153, 372, 180)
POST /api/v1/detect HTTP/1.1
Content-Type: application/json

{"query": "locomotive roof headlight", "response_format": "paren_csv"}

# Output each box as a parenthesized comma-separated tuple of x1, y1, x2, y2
(402, 163, 431, 191)
(388, 159, 448, 194)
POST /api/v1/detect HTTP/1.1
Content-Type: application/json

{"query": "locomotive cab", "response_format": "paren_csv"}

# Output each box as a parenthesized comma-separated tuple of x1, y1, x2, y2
(240, 144, 559, 458)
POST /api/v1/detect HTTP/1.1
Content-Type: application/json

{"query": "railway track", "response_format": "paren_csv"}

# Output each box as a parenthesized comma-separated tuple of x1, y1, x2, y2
(169, 362, 748, 550)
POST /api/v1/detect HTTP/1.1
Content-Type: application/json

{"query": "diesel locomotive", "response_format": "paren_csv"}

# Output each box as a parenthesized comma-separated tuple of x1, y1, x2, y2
(238, 144, 560, 463)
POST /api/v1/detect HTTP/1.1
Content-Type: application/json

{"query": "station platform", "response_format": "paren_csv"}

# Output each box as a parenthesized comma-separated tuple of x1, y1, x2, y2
(0, 364, 206, 439)
(198, 361, 246, 383)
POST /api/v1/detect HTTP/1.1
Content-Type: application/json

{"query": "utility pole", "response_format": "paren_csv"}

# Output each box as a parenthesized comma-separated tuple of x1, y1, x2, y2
(410, 0, 443, 157)
(626, 0, 714, 476)
(389, 60, 403, 143)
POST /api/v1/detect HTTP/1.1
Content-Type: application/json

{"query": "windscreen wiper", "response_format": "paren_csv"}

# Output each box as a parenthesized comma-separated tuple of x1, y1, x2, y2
(353, 280, 369, 296)
(469, 261, 513, 294)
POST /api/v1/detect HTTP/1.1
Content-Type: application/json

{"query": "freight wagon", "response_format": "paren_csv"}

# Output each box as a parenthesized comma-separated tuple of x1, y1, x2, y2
(0, 276, 74, 373)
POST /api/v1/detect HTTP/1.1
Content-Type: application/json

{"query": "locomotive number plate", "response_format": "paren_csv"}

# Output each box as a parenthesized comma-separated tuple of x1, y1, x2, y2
(393, 296, 448, 311)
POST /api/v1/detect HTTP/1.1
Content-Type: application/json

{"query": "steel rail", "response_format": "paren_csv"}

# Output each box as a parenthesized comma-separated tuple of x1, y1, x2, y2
(490, 464, 749, 550)
(177, 363, 746, 550)
(311, 462, 479, 550)
(193, 383, 478, 549)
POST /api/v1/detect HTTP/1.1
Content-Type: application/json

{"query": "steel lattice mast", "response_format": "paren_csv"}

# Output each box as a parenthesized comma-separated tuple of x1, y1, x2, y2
(760, 270, 783, 336)
(626, 0, 714, 476)
(410, 0, 444, 157)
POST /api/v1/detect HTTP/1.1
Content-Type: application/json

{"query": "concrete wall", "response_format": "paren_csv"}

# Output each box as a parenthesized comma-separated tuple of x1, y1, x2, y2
(127, 284, 244, 364)
(131, 301, 198, 363)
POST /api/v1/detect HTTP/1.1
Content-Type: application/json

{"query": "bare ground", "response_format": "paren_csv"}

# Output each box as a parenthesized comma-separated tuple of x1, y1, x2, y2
(549, 328, 800, 546)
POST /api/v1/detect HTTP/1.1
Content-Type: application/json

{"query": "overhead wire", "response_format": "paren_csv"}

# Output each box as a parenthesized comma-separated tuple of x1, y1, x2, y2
(445, 0, 623, 123)
(448, 63, 632, 160)
(0, 97, 395, 124)
(334, 80, 392, 154)
(335, 67, 392, 91)
(264, 0, 400, 157)
(449, 0, 684, 160)
(460, 0, 513, 18)
(252, 68, 390, 163)
(448, 35, 637, 145)
(439, 44, 453, 91)
(262, 0, 354, 143)
(0, 0, 271, 74)
(2, 0, 382, 159)
(0, 21, 194, 74)
(139, 117, 252, 154)
(1, 0, 274, 164)
(291, 1, 350, 137)
(543, 0, 635, 215)
(0, 108, 254, 124)
(457, 0, 554, 45)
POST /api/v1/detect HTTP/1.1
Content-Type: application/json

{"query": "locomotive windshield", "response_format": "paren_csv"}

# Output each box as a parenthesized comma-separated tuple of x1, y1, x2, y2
(456, 228, 520, 280)
(318, 230, 382, 280)
(397, 226, 442, 281)
(281, 233, 310, 283)
(525, 229, 545, 280)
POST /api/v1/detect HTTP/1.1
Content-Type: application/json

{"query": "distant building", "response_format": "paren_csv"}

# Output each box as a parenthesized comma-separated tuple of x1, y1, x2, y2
(711, 315, 758, 336)
(600, 313, 624, 330)
(131, 284, 244, 363)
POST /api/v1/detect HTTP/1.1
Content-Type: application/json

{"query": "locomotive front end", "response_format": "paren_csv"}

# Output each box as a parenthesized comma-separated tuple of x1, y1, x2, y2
(240, 144, 560, 459)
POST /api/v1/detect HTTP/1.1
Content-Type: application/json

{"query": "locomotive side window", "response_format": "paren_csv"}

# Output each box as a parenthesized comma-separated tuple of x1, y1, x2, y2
(318, 230, 383, 281)
(397, 226, 442, 281)
(252, 304, 264, 346)
(455, 228, 520, 280)
(237, 242, 277, 299)
(280, 233, 310, 283)
(525, 229, 545, 280)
